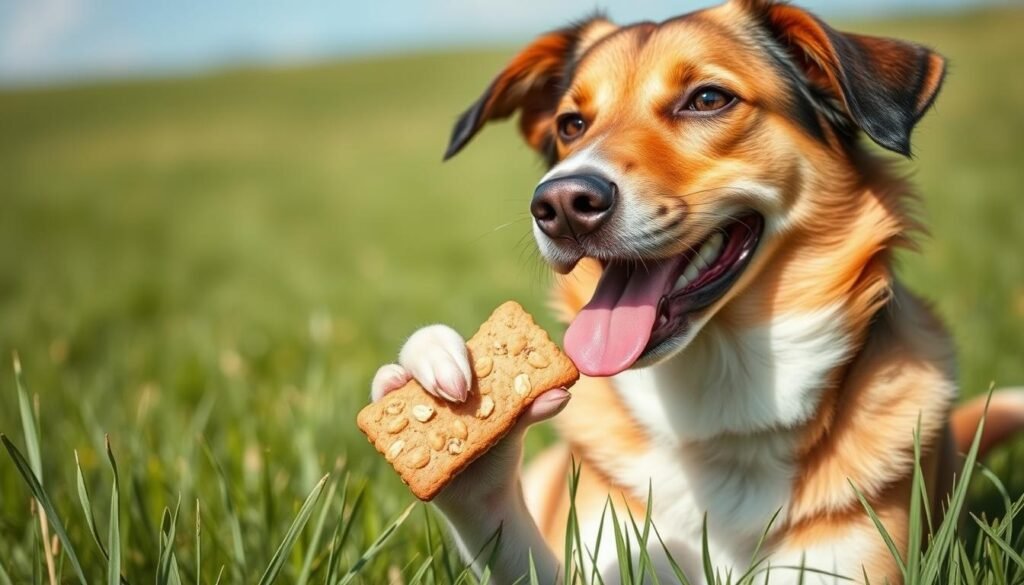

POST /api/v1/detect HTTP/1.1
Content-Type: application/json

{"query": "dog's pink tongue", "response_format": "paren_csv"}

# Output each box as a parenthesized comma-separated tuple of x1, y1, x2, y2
(564, 260, 675, 377)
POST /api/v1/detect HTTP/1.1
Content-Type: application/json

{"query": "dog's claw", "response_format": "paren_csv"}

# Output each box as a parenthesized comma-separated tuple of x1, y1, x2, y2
(398, 324, 472, 403)
(370, 363, 411, 401)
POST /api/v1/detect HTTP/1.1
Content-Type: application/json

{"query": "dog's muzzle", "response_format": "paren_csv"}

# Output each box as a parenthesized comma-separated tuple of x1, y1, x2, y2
(530, 173, 617, 242)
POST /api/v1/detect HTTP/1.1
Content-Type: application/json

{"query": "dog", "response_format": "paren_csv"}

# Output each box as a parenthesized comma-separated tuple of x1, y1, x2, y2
(369, 0, 1024, 582)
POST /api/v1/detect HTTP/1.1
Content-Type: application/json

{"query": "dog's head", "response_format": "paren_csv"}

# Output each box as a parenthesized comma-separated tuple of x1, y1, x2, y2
(445, 0, 945, 377)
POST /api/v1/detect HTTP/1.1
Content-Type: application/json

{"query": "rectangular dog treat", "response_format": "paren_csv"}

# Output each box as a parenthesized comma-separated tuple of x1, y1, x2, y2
(357, 301, 579, 501)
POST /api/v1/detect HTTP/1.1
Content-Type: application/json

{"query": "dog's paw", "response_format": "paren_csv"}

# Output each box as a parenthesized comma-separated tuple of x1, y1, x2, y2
(387, 324, 472, 403)
(370, 363, 412, 402)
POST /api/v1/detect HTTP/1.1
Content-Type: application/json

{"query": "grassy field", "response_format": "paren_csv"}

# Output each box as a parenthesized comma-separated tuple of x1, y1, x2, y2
(1, 6, 1023, 583)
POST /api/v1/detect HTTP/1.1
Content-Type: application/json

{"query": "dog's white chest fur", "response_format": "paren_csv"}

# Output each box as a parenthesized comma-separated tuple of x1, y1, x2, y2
(591, 307, 853, 572)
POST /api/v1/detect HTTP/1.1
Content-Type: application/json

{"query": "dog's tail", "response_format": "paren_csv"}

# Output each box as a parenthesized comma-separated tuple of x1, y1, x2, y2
(951, 388, 1024, 458)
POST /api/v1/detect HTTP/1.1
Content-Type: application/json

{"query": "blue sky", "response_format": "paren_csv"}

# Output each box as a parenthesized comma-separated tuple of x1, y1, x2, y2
(0, 0, 1002, 87)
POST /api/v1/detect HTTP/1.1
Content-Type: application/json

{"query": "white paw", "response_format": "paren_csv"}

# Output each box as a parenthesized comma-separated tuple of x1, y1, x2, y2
(398, 324, 472, 403)
(370, 363, 411, 402)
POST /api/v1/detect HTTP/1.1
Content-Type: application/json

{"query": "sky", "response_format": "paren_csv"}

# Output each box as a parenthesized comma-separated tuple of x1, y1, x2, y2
(0, 0, 1004, 87)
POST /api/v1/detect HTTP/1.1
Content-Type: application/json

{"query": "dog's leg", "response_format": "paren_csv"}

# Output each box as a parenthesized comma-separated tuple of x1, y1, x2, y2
(371, 324, 567, 583)
(765, 512, 903, 585)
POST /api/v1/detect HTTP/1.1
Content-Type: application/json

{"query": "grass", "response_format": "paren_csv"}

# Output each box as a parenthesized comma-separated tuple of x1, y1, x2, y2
(0, 5, 1023, 583)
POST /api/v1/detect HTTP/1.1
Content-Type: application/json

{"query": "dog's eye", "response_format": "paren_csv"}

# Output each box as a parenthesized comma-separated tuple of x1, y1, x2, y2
(684, 88, 735, 113)
(557, 114, 587, 142)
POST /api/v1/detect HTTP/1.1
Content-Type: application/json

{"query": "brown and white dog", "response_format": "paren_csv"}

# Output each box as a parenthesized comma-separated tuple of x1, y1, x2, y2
(370, 1, 1024, 582)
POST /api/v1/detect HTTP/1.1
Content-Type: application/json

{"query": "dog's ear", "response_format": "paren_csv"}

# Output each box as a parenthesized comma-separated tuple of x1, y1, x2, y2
(742, 0, 945, 156)
(443, 16, 617, 162)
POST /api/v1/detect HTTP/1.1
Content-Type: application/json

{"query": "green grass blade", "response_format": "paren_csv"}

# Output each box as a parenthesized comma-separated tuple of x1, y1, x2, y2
(907, 424, 924, 584)
(988, 538, 1008, 585)
(607, 496, 633, 585)
(202, 441, 247, 579)
(407, 555, 434, 585)
(749, 507, 782, 567)
(257, 473, 329, 585)
(158, 498, 182, 585)
(0, 557, 13, 585)
(335, 483, 364, 562)
(452, 521, 503, 584)
(129, 473, 158, 556)
(423, 501, 456, 585)
(297, 476, 338, 585)
(564, 457, 581, 585)
(196, 499, 202, 585)
(169, 560, 183, 585)
(651, 521, 692, 585)
(920, 387, 990, 585)
(701, 514, 715, 585)
(472, 524, 504, 582)
(735, 508, 781, 585)
(977, 464, 1014, 549)
(13, 355, 43, 481)
(106, 438, 122, 585)
(625, 503, 659, 585)
(262, 448, 276, 549)
(322, 511, 344, 585)
(421, 505, 441, 585)
(337, 503, 414, 585)
(13, 356, 58, 583)
(323, 476, 352, 585)
(74, 449, 109, 559)
(452, 563, 476, 585)
(956, 539, 977, 585)
(849, 480, 906, 577)
(588, 498, 612, 585)
(972, 515, 1024, 569)
(1, 434, 88, 585)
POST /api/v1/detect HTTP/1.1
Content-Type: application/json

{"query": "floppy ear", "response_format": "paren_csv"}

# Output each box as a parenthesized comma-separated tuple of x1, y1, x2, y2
(744, 0, 946, 156)
(443, 16, 617, 162)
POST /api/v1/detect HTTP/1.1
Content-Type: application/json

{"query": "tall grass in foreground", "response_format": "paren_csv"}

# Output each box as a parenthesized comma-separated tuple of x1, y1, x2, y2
(3, 358, 1023, 584)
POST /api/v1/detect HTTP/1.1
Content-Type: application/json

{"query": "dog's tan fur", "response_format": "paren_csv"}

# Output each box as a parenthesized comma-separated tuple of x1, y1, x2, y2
(433, 0, 1024, 581)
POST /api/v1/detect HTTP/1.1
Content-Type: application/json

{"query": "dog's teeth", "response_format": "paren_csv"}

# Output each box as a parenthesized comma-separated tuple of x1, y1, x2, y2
(673, 274, 690, 292)
(673, 233, 726, 294)
(683, 263, 700, 282)
(699, 233, 724, 264)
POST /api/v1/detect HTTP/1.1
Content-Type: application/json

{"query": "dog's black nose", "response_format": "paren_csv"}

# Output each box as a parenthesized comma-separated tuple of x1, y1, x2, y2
(530, 174, 617, 240)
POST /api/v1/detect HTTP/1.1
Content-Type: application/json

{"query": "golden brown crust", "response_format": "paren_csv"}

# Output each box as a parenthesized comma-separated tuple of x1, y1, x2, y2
(357, 301, 579, 501)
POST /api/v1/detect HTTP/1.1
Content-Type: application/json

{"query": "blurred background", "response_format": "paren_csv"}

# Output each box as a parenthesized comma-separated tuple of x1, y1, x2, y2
(1, 0, 1022, 581)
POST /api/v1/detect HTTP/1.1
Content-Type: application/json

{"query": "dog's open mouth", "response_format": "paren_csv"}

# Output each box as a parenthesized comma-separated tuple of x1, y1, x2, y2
(564, 213, 764, 377)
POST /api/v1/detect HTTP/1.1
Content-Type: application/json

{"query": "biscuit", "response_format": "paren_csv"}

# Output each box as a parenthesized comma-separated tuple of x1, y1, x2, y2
(357, 301, 579, 501)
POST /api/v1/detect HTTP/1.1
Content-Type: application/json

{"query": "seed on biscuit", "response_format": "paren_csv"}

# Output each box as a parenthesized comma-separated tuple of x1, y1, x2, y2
(476, 396, 495, 419)
(412, 404, 435, 422)
(446, 438, 465, 455)
(384, 399, 406, 415)
(406, 446, 430, 469)
(428, 430, 446, 451)
(527, 352, 549, 369)
(385, 417, 409, 434)
(513, 373, 531, 396)
(508, 335, 527, 356)
(474, 356, 493, 378)
(451, 419, 468, 440)
(492, 340, 507, 355)
(386, 440, 405, 461)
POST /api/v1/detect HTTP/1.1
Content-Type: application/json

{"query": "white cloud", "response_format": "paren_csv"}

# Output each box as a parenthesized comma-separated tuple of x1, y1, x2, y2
(0, 0, 86, 75)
